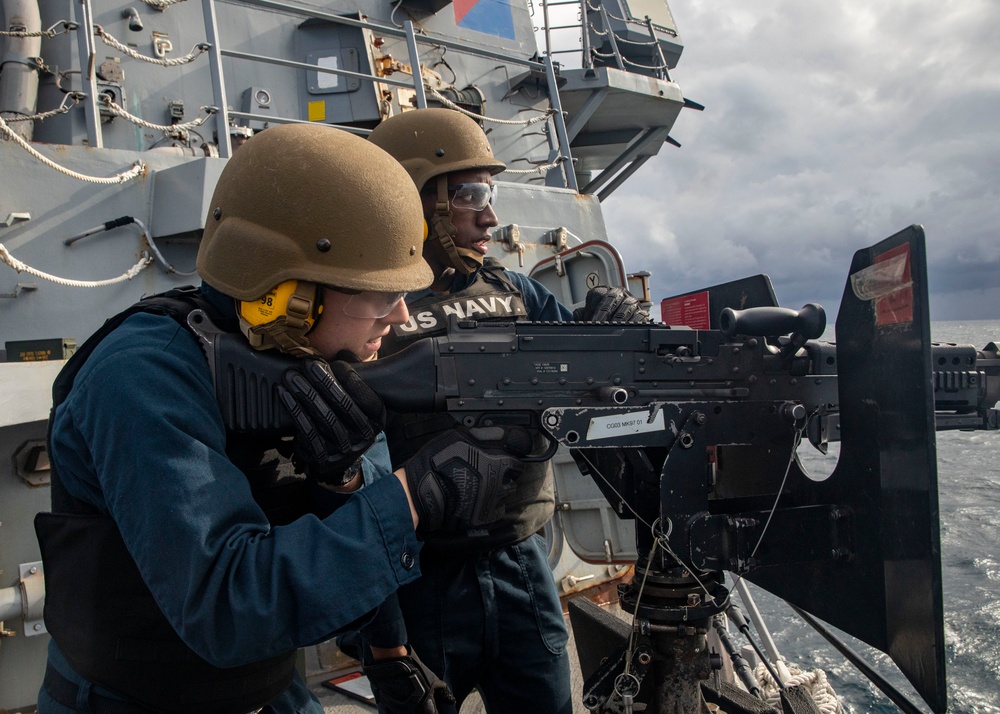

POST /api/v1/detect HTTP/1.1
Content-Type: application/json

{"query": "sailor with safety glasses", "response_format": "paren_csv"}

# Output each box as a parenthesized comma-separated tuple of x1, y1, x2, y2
(352, 108, 650, 714)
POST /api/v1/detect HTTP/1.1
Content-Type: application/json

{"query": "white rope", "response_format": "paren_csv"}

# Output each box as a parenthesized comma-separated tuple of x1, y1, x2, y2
(754, 661, 842, 714)
(100, 96, 214, 132)
(610, 32, 659, 47)
(0, 20, 76, 38)
(620, 54, 666, 70)
(140, 0, 186, 8)
(0, 29, 48, 37)
(0, 116, 146, 184)
(504, 158, 565, 175)
(1, 243, 152, 287)
(2, 93, 85, 123)
(427, 88, 554, 126)
(94, 26, 209, 67)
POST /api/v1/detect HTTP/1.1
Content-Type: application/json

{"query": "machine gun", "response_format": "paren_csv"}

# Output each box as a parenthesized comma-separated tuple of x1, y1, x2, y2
(188, 226, 997, 713)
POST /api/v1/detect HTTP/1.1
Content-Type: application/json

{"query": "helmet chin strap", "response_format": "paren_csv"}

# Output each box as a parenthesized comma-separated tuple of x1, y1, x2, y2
(427, 174, 484, 286)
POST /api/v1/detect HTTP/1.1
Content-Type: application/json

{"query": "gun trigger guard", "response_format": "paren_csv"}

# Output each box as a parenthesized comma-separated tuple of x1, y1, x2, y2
(522, 434, 559, 463)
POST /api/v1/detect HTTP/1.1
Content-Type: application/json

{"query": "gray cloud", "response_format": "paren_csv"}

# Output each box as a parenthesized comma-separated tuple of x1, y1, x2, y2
(602, 0, 1000, 320)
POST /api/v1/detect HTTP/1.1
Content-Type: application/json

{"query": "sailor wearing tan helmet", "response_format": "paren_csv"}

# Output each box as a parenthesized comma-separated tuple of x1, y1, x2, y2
(35, 124, 528, 714)
(344, 108, 650, 714)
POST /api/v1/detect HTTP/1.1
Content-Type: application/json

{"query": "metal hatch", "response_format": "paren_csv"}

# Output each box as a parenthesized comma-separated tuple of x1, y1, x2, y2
(528, 239, 628, 308)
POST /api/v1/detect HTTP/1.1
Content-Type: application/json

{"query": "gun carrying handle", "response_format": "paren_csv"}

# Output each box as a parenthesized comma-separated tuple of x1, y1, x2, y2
(719, 304, 826, 339)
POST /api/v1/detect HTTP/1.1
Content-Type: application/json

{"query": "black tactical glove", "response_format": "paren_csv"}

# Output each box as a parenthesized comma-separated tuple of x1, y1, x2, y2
(404, 426, 532, 532)
(364, 646, 455, 714)
(277, 353, 386, 485)
(572, 285, 652, 323)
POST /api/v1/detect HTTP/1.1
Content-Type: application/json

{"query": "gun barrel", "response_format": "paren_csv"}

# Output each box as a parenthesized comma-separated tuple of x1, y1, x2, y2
(930, 341, 1000, 430)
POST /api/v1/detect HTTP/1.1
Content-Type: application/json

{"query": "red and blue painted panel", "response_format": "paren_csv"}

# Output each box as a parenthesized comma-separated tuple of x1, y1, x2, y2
(454, 0, 516, 39)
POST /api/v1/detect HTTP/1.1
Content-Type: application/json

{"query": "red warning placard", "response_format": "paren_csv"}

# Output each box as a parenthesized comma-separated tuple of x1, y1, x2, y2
(873, 243, 913, 327)
(660, 290, 711, 329)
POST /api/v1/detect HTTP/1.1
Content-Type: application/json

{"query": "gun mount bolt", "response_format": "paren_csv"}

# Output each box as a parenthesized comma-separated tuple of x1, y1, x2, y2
(576, 399, 582, 405)
(637, 652, 652, 666)
(468, 379, 476, 386)
(498, 400, 504, 405)
(479, 345, 486, 351)
(687, 367, 694, 374)
(458, 400, 465, 406)
(790, 378, 798, 385)
(503, 378, 511, 385)
(688, 593, 702, 606)
(749, 338, 759, 348)
(707, 358, 714, 365)
(510, 346, 517, 351)
(639, 358, 646, 365)
(586, 378, 594, 385)
(694, 412, 706, 425)
(769, 378, 777, 386)
(614, 377, 622, 385)
(559, 377, 567, 385)
(531, 378, 539, 385)
(815, 378, 823, 385)
(732, 367, 740, 374)
(448, 346, 455, 352)
(639, 367, 645, 374)
(584, 695, 598, 709)
(732, 347, 740, 355)
(749, 375, 757, 384)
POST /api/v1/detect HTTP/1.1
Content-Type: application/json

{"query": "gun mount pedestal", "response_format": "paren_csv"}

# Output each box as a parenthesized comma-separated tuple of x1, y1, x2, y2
(617, 559, 728, 714)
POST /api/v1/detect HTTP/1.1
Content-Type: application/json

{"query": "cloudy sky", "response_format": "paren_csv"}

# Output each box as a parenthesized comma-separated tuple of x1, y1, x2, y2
(600, 0, 1000, 321)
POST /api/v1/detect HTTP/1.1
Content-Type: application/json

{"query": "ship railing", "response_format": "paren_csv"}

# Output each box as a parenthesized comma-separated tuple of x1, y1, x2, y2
(198, 0, 578, 189)
(532, 0, 673, 80)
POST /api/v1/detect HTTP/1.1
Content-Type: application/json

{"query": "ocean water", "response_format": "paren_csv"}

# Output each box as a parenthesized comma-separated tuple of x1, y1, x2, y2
(754, 320, 1000, 713)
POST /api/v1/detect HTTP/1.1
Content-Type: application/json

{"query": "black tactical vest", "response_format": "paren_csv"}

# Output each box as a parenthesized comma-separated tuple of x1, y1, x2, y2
(34, 287, 299, 714)
(380, 259, 527, 355)
(381, 262, 556, 553)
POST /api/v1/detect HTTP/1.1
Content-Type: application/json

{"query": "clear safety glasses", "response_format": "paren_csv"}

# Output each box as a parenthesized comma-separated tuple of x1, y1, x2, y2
(328, 287, 407, 319)
(448, 182, 498, 212)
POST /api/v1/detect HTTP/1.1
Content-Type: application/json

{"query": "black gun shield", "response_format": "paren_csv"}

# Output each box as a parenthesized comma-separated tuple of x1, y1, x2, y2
(745, 225, 946, 712)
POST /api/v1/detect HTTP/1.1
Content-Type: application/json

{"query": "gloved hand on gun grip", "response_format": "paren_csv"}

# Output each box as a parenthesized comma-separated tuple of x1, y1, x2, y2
(363, 646, 456, 714)
(277, 351, 386, 486)
(571, 287, 650, 490)
(573, 285, 652, 323)
(404, 425, 532, 532)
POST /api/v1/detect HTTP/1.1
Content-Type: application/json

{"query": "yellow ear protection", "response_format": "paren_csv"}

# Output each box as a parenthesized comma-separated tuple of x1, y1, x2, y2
(238, 280, 323, 356)
(239, 280, 321, 329)
(423, 219, 429, 241)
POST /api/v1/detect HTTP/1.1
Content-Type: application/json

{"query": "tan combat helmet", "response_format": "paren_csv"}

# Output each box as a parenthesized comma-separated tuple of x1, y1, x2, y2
(198, 123, 433, 355)
(367, 108, 505, 279)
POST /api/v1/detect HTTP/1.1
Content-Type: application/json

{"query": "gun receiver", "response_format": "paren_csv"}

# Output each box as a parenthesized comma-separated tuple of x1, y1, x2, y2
(187, 310, 999, 448)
